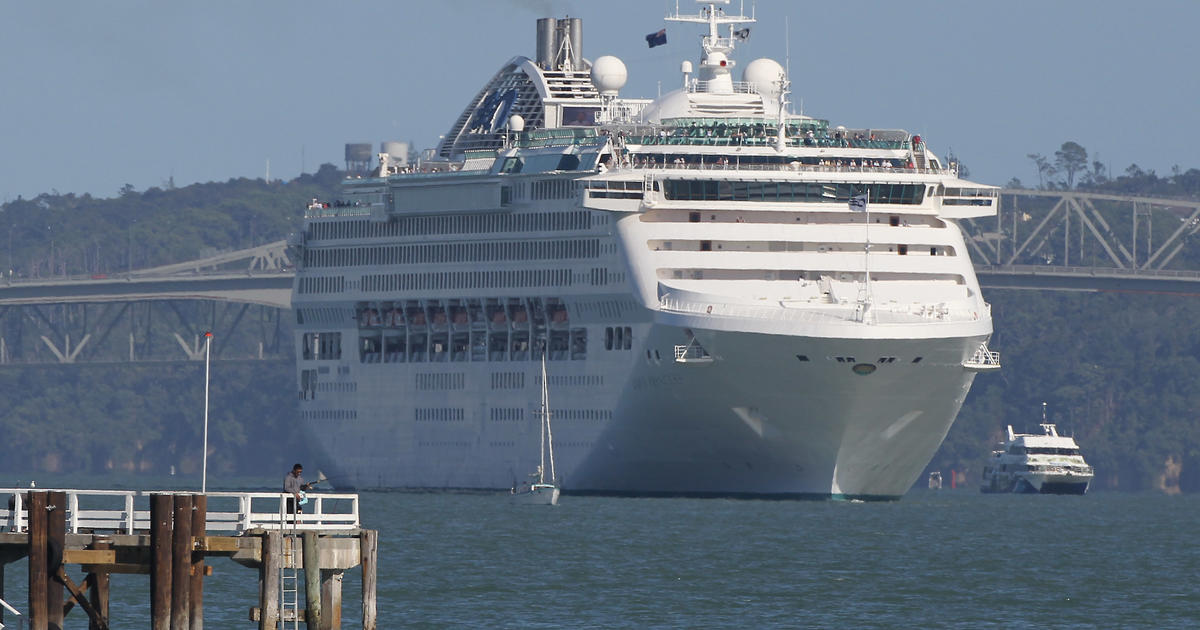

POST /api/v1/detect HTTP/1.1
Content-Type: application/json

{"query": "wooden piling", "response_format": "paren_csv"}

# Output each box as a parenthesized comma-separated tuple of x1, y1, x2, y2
(359, 529, 377, 630)
(150, 493, 173, 630)
(303, 531, 322, 630)
(171, 494, 193, 629)
(258, 530, 281, 630)
(190, 494, 206, 630)
(28, 491, 48, 630)
(2, 488, 372, 628)
(88, 540, 112, 630)
(319, 570, 343, 630)
(47, 491, 66, 630)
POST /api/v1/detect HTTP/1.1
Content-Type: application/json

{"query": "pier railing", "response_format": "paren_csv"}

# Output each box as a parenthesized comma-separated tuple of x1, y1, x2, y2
(1, 489, 359, 534)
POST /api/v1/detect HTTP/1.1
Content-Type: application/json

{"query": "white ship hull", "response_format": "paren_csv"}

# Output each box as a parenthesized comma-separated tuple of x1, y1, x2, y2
(299, 321, 984, 499)
(981, 472, 1091, 495)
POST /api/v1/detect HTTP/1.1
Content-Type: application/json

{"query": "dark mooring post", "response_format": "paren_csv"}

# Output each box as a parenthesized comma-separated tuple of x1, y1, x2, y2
(150, 493, 174, 630)
(303, 531, 322, 630)
(258, 530, 281, 630)
(171, 494, 193, 629)
(88, 539, 112, 630)
(360, 530, 377, 630)
(190, 494, 207, 630)
(47, 491, 66, 630)
(27, 491, 48, 630)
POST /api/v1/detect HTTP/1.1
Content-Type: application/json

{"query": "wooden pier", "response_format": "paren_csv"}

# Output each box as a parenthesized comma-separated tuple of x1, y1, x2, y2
(0, 488, 378, 629)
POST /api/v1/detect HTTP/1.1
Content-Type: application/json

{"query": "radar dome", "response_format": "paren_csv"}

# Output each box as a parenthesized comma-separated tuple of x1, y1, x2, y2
(590, 55, 628, 96)
(743, 58, 786, 88)
(508, 115, 525, 132)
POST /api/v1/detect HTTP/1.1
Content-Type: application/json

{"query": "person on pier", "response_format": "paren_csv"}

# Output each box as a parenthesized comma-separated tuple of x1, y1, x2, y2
(284, 463, 313, 515)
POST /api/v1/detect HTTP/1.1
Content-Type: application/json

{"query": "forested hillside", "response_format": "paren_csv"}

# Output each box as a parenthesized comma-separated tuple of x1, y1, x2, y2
(3, 150, 1200, 491)
(936, 144, 1200, 492)
(0, 167, 341, 477)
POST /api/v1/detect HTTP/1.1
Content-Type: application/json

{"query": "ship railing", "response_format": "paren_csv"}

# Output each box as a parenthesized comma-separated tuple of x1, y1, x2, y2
(686, 79, 759, 94)
(612, 162, 943, 176)
(1, 489, 360, 534)
(658, 296, 980, 326)
(963, 343, 1001, 371)
(673, 343, 715, 364)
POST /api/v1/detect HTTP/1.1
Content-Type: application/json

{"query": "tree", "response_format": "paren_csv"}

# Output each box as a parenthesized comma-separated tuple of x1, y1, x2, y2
(1055, 141, 1088, 188)
(1027, 153, 1057, 189)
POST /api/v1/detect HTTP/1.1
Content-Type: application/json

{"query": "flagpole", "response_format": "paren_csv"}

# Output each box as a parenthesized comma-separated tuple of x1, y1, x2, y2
(865, 189, 872, 305)
(202, 331, 212, 494)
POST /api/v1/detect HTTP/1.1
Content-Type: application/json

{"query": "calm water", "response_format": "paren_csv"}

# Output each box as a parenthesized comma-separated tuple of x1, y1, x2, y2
(3, 480, 1199, 628)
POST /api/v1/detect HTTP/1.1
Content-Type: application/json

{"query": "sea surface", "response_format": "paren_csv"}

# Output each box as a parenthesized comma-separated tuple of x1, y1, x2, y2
(2, 475, 1199, 628)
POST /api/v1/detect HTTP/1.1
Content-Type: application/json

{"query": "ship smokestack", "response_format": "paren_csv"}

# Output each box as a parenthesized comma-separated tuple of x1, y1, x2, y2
(534, 17, 583, 71)
(535, 17, 556, 70)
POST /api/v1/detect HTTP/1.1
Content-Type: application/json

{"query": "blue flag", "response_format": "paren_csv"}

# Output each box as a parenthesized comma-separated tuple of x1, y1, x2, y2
(646, 29, 667, 48)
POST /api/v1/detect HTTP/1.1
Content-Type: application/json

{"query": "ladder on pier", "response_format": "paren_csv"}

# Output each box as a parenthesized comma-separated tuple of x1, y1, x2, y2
(280, 504, 301, 628)
(0, 595, 24, 630)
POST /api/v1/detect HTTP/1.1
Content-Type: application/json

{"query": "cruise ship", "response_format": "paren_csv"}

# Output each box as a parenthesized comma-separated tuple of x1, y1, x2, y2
(289, 2, 1001, 498)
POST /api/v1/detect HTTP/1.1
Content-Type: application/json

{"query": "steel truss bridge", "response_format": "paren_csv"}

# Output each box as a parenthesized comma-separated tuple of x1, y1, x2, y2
(1, 189, 1198, 365)
(0, 242, 293, 366)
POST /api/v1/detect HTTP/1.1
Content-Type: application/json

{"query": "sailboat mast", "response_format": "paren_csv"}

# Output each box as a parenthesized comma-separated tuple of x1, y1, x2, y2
(544, 353, 557, 483)
(539, 353, 547, 484)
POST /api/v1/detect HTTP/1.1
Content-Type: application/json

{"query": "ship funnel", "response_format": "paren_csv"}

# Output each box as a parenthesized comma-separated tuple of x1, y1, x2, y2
(534, 17, 583, 71)
(536, 18, 556, 69)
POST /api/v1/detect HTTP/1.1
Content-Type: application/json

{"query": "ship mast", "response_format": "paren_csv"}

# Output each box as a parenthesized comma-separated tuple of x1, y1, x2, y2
(666, 0, 756, 94)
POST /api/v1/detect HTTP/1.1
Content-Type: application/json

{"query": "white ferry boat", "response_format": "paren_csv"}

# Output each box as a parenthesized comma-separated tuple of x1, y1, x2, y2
(981, 406, 1093, 494)
(289, 1, 1001, 499)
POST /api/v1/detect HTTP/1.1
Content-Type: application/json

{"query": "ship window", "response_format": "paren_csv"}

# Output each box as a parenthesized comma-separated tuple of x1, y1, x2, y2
(700, 240, 712, 251)
(889, 215, 900, 227)
(623, 327, 632, 350)
(571, 328, 587, 360)
(898, 244, 908, 256)
(605, 327, 614, 350)
(689, 212, 700, 223)
(557, 154, 581, 171)
(796, 354, 809, 362)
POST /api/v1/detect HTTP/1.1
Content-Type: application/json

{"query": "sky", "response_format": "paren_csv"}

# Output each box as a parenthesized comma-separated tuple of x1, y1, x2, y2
(2, 0, 1198, 201)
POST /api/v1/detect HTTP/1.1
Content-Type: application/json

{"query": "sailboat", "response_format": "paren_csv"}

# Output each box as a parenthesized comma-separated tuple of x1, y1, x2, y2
(510, 351, 560, 505)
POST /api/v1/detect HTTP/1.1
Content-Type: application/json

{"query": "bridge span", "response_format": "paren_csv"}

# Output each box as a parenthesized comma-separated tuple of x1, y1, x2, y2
(2, 188, 1199, 364)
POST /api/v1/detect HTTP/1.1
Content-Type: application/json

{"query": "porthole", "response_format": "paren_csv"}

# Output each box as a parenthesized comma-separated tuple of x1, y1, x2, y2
(852, 363, 877, 376)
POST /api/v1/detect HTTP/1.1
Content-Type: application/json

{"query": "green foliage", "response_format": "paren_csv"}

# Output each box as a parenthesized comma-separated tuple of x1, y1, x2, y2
(0, 167, 341, 477)
(0, 362, 309, 476)
(936, 292, 1200, 492)
(0, 164, 341, 278)
(1026, 153, 1057, 189)
(1055, 141, 1088, 188)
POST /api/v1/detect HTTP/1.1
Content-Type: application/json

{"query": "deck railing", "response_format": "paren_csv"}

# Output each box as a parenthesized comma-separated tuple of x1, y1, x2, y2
(1, 489, 359, 534)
